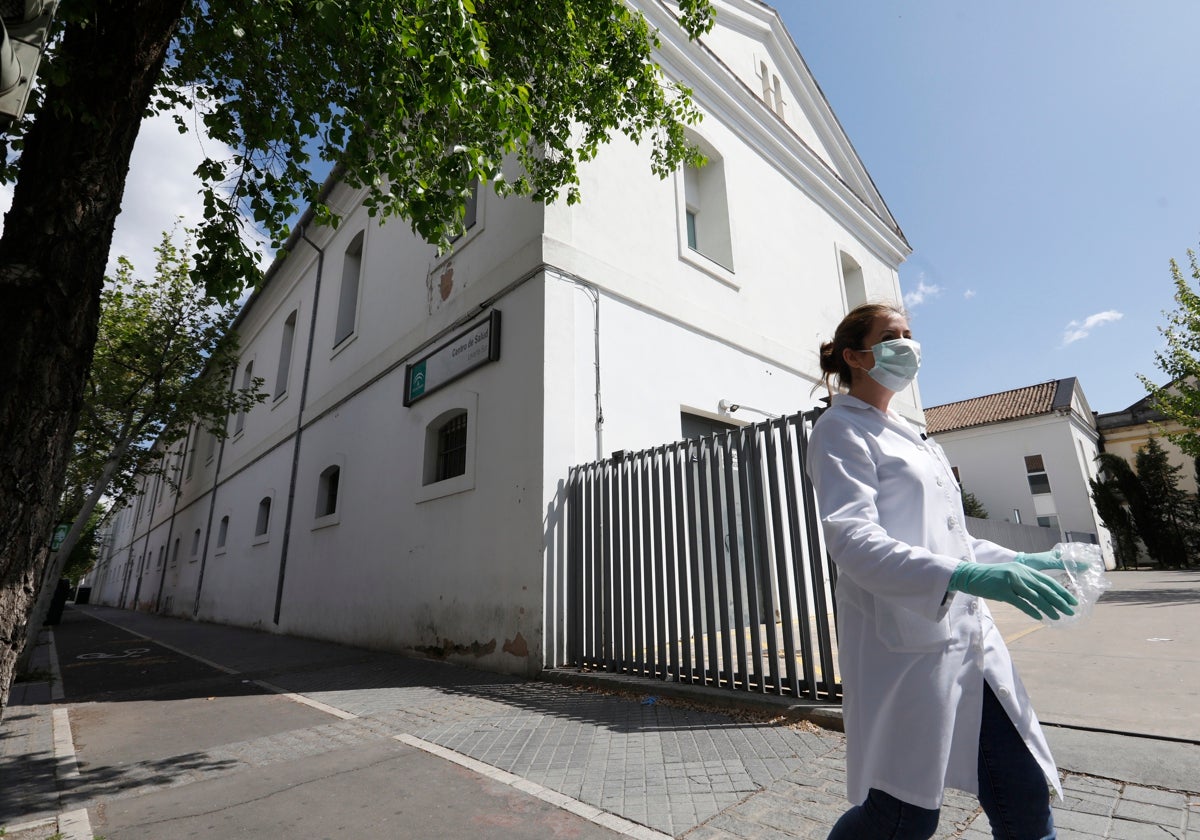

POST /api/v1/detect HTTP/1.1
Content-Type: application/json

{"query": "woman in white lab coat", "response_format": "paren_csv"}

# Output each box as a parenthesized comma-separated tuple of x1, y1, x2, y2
(805, 303, 1077, 840)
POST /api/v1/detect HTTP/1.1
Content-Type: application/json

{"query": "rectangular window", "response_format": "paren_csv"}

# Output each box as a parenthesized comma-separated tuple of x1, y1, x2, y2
(1025, 454, 1051, 495)
(685, 210, 698, 251)
(1036, 514, 1060, 530)
(436, 414, 469, 482)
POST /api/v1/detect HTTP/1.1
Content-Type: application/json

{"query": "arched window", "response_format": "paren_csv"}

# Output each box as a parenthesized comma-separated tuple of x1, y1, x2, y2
(334, 232, 364, 347)
(217, 515, 230, 548)
(235, 360, 254, 434)
(316, 465, 341, 518)
(191, 528, 201, 556)
(434, 412, 468, 482)
(681, 134, 733, 271)
(275, 309, 297, 399)
(256, 496, 272, 537)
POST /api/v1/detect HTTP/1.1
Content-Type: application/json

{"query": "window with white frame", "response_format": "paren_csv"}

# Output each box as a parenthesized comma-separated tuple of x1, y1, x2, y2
(255, 496, 272, 538)
(840, 251, 866, 310)
(275, 309, 297, 400)
(681, 136, 733, 271)
(315, 465, 340, 519)
(1025, 454, 1052, 495)
(758, 60, 785, 119)
(334, 232, 364, 347)
(235, 360, 254, 434)
(452, 178, 480, 239)
(185, 427, 197, 481)
(417, 394, 479, 502)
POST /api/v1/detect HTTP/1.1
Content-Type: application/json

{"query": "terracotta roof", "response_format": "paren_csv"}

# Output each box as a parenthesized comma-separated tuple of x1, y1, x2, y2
(924, 380, 1069, 434)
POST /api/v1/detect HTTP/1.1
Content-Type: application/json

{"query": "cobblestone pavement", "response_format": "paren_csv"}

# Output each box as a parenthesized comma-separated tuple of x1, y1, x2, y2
(3, 605, 1197, 839)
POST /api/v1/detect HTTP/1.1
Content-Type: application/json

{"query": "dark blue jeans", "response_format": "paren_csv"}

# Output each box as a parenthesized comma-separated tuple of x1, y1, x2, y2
(827, 683, 1056, 839)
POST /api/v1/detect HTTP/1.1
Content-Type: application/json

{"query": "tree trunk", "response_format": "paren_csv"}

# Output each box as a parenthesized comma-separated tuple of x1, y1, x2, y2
(17, 446, 128, 672)
(0, 1, 185, 718)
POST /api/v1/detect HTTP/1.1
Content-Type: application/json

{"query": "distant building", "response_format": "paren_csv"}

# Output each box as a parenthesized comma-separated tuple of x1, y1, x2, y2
(924, 378, 1114, 568)
(87, 0, 916, 675)
(1095, 386, 1198, 496)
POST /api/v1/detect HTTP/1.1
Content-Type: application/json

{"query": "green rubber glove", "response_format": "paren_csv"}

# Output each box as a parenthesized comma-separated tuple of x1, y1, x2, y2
(1014, 549, 1090, 573)
(948, 561, 1078, 621)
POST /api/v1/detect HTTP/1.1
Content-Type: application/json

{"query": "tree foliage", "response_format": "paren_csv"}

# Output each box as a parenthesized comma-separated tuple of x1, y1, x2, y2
(6, 0, 715, 302)
(1141, 244, 1200, 457)
(1091, 447, 1197, 569)
(960, 489, 988, 519)
(72, 228, 262, 506)
(1089, 460, 1140, 570)
(17, 229, 264, 666)
(1133, 438, 1193, 568)
(0, 0, 716, 715)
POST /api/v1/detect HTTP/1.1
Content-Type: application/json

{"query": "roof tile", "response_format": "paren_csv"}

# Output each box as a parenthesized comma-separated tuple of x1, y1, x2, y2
(924, 381, 1059, 434)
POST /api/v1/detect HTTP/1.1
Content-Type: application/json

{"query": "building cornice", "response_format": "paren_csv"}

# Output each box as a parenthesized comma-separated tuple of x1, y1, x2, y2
(645, 0, 910, 266)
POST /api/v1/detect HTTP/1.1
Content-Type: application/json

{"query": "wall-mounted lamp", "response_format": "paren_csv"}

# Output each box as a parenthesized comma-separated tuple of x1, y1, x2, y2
(718, 399, 780, 419)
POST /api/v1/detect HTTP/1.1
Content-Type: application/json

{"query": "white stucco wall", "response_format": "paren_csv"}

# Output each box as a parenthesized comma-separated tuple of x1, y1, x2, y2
(932, 409, 1115, 568)
(92, 0, 921, 678)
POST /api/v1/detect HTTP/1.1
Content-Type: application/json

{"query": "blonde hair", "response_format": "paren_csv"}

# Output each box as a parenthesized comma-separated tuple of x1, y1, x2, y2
(818, 302, 908, 393)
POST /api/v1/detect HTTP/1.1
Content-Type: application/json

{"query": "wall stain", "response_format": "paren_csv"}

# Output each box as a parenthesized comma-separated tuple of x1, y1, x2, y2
(502, 632, 529, 658)
(415, 637, 496, 659)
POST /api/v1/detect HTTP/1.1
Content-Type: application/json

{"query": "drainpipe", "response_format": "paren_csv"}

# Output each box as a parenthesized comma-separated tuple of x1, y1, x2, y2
(273, 224, 325, 625)
(154, 432, 189, 612)
(192, 365, 240, 616)
(131, 458, 166, 609)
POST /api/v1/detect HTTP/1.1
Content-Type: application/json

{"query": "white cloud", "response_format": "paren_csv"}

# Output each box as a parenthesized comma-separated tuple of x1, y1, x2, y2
(1062, 310, 1124, 345)
(963, 289, 976, 300)
(903, 279, 943, 308)
(1, 107, 267, 281)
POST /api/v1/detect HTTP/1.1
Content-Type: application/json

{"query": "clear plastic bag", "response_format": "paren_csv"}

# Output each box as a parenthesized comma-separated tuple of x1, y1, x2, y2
(1041, 542, 1112, 627)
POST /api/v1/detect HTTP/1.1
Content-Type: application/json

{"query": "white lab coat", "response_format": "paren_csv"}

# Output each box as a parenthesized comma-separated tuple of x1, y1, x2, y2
(806, 394, 1061, 810)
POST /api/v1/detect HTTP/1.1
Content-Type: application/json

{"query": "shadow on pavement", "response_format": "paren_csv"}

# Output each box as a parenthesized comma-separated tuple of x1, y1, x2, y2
(63, 606, 793, 736)
(1099, 587, 1200, 607)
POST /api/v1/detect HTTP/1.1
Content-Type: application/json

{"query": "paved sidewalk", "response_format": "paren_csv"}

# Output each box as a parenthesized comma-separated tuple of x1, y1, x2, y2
(3, 604, 1198, 839)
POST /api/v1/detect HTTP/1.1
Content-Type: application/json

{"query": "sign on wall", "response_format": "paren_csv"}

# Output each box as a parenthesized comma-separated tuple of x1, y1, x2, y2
(404, 310, 501, 406)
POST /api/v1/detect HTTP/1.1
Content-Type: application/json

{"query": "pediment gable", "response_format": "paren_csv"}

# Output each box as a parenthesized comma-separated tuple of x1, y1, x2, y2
(657, 0, 902, 240)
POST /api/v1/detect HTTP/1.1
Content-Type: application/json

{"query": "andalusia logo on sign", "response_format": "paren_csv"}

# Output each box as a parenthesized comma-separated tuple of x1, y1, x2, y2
(408, 360, 427, 401)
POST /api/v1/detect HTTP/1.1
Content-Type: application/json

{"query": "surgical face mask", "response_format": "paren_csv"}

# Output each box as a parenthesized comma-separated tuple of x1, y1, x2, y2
(862, 338, 921, 392)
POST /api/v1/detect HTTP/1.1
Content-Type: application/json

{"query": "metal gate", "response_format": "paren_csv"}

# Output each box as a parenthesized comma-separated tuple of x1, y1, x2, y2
(564, 410, 841, 701)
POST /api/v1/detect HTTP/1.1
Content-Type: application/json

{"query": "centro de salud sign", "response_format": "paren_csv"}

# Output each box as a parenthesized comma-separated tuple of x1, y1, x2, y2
(404, 310, 501, 407)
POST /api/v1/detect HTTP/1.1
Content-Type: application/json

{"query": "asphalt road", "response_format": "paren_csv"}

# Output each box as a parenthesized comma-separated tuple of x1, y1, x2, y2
(54, 610, 625, 840)
(990, 567, 1200, 791)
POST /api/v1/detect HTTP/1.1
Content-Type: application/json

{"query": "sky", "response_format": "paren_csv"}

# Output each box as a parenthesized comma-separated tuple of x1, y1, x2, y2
(773, 0, 1200, 413)
(4, 2, 1197, 416)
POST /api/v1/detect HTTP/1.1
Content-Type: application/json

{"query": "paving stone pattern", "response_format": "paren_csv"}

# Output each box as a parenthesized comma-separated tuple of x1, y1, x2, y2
(38, 608, 1200, 839)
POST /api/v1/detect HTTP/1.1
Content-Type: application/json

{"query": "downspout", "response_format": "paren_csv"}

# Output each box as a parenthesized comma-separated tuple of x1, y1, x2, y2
(192, 366, 240, 616)
(154, 432, 189, 612)
(273, 224, 325, 625)
(565, 278, 603, 461)
(131, 458, 166, 608)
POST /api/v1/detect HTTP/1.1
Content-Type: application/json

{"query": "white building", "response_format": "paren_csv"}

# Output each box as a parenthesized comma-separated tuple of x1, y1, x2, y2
(90, 0, 915, 675)
(924, 378, 1115, 568)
